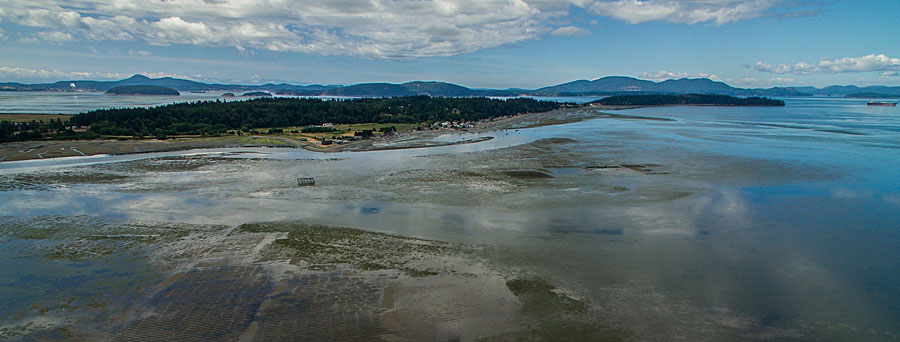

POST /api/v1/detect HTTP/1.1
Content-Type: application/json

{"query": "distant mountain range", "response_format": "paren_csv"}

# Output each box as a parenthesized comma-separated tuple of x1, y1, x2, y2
(0, 74, 334, 94)
(2, 74, 900, 97)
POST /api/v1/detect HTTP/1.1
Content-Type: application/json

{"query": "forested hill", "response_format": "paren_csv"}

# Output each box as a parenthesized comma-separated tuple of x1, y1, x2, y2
(592, 94, 785, 107)
(68, 96, 561, 136)
(2, 74, 812, 97)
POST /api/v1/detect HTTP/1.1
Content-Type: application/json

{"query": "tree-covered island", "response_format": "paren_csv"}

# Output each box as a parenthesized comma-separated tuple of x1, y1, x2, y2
(2, 96, 560, 141)
(2, 94, 788, 143)
(105, 85, 180, 96)
(592, 94, 784, 107)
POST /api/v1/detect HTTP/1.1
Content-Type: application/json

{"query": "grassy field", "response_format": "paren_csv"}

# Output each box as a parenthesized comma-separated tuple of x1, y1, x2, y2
(233, 136, 297, 146)
(0, 113, 73, 122)
(87, 122, 422, 146)
(2, 116, 421, 148)
(229, 122, 422, 144)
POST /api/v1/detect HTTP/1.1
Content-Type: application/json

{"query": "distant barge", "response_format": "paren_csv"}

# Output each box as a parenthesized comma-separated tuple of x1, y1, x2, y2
(868, 101, 897, 106)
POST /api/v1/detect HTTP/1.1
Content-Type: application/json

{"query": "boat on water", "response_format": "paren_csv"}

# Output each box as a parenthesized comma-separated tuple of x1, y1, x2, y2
(868, 101, 897, 106)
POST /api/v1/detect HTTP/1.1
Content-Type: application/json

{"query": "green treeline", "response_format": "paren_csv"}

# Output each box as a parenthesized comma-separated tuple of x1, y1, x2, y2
(67, 96, 561, 137)
(594, 94, 784, 106)
(0, 119, 98, 143)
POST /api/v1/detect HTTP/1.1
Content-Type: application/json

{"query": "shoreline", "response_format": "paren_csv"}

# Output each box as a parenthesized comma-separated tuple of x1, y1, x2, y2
(2, 102, 717, 163)
(1, 101, 786, 162)
(0, 108, 599, 162)
(587, 103, 785, 110)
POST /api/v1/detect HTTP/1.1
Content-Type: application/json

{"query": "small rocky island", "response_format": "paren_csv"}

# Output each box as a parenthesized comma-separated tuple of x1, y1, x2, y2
(241, 91, 272, 97)
(105, 85, 180, 96)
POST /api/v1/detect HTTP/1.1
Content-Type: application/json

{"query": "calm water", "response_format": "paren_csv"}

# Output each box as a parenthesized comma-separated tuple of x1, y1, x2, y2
(1, 97, 899, 340)
(0, 91, 234, 114)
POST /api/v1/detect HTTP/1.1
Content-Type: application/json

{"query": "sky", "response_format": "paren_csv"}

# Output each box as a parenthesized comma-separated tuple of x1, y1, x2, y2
(0, 0, 898, 89)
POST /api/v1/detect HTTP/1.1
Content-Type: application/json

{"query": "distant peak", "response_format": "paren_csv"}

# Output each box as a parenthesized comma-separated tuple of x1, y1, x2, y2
(126, 74, 151, 80)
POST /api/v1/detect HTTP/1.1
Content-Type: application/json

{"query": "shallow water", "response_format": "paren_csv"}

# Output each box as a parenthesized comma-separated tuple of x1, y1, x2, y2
(1, 97, 899, 340)
(0, 91, 234, 114)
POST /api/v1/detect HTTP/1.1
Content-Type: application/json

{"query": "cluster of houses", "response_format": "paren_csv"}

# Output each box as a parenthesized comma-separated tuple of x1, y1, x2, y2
(311, 113, 527, 146)
(430, 121, 475, 129)
(426, 113, 520, 131)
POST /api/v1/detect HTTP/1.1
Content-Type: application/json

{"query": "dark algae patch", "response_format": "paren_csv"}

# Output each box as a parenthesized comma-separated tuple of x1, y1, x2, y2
(506, 278, 586, 315)
(0, 170, 128, 191)
(500, 170, 554, 179)
(484, 321, 631, 342)
(584, 163, 668, 174)
(240, 222, 457, 275)
(0, 216, 630, 341)
(492, 277, 629, 342)
(0, 216, 226, 262)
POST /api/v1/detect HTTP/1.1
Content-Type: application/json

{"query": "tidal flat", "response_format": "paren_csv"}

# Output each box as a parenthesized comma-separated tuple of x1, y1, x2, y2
(2, 98, 900, 341)
(0, 216, 619, 341)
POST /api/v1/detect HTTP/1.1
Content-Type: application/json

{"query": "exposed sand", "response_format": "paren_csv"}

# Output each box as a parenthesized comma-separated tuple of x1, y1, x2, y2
(0, 136, 304, 162)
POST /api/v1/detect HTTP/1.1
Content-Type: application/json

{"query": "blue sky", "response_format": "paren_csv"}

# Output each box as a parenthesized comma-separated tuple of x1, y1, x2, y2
(0, 0, 898, 89)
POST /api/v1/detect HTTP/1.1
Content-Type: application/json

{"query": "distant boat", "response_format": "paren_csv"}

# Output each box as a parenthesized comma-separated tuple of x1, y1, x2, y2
(868, 101, 897, 106)
(190, 90, 208, 93)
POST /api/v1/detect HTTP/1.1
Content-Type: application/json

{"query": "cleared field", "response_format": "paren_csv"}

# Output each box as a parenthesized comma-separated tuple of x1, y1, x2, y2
(287, 122, 420, 139)
(227, 122, 422, 146)
(0, 113, 73, 122)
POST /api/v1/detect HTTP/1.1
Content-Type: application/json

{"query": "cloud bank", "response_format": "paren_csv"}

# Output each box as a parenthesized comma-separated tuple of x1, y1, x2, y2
(754, 54, 900, 75)
(0, 66, 195, 81)
(639, 70, 722, 82)
(0, 0, 804, 58)
(640, 70, 799, 87)
(588, 0, 782, 25)
(0, 66, 128, 80)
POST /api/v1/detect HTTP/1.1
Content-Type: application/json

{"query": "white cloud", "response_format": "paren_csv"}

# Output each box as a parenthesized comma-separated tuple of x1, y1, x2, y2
(818, 54, 900, 73)
(0, 0, 814, 58)
(882, 71, 899, 77)
(589, 0, 780, 25)
(139, 71, 196, 80)
(128, 49, 152, 56)
(0, 65, 202, 81)
(768, 76, 794, 84)
(550, 25, 589, 36)
(35, 30, 73, 42)
(755, 54, 900, 75)
(80, 16, 138, 40)
(639, 70, 721, 82)
(640, 70, 689, 80)
(0, 0, 562, 57)
(729, 76, 797, 87)
(0, 66, 128, 80)
(641, 72, 797, 87)
(149, 16, 215, 45)
(15, 8, 83, 28)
